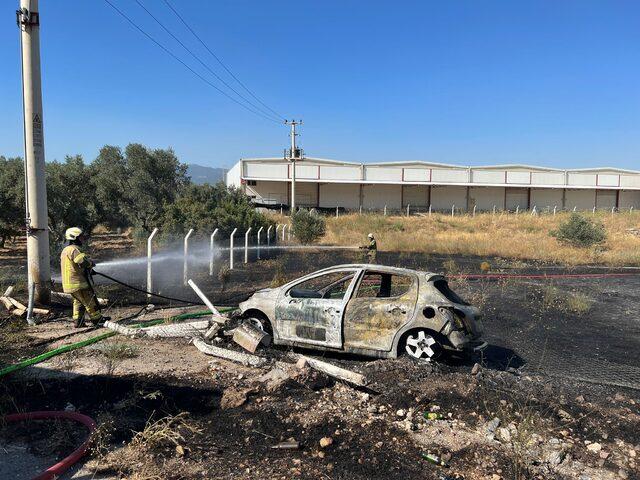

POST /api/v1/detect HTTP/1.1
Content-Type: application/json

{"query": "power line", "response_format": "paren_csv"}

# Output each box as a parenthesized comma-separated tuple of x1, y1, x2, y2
(102, 0, 282, 124)
(134, 0, 283, 123)
(163, 0, 285, 121)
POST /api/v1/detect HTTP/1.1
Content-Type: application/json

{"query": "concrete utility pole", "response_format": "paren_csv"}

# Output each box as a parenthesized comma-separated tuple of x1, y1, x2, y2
(285, 120, 302, 213)
(17, 0, 51, 304)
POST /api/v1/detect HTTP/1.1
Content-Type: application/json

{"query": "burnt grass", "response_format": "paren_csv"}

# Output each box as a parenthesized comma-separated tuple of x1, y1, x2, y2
(2, 239, 640, 478)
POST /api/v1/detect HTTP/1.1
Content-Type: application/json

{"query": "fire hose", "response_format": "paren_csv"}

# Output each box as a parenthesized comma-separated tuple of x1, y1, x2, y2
(92, 270, 254, 306)
(1, 411, 97, 480)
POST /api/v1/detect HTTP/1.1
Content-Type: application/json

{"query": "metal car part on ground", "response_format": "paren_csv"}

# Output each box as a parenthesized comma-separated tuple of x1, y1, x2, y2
(238, 264, 487, 361)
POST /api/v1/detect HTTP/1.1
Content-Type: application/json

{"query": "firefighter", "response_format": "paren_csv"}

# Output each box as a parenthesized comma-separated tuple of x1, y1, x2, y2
(60, 227, 109, 327)
(360, 233, 377, 263)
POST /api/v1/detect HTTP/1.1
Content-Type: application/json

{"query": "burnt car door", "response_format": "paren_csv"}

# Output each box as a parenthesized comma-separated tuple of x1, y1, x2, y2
(274, 269, 359, 348)
(343, 269, 418, 351)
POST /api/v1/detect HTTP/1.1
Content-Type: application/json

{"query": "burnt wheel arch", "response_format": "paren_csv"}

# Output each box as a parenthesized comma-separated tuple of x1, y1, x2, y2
(242, 309, 273, 336)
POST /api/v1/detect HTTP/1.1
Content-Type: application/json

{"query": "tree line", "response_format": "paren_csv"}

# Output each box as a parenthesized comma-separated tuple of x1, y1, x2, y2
(0, 143, 271, 248)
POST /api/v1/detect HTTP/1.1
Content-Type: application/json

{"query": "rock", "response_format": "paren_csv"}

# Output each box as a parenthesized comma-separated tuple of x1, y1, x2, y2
(558, 409, 572, 420)
(361, 393, 370, 402)
(258, 368, 290, 392)
(618, 469, 629, 479)
(320, 437, 333, 448)
(546, 450, 565, 466)
(599, 451, 610, 459)
(296, 357, 308, 369)
(471, 363, 481, 375)
(220, 387, 253, 409)
(485, 417, 501, 437)
(575, 395, 585, 403)
(498, 427, 511, 443)
(586, 442, 602, 453)
(396, 409, 406, 418)
(64, 402, 76, 412)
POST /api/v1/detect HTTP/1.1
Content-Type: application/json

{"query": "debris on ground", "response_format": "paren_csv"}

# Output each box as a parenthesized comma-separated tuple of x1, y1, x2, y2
(194, 338, 267, 367)
(232, 322, 271, 353)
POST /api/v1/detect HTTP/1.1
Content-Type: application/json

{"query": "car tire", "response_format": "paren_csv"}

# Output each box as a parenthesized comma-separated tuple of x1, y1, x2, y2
(403, 329, 443, 361)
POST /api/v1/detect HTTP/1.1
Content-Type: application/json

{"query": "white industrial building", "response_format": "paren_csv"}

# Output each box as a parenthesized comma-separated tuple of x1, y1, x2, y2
(226, 157, 640, 212)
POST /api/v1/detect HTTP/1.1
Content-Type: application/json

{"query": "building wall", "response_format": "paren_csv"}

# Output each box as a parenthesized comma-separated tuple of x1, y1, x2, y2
(430, 186, 468, 211)
(530, 188, 563, 210)
(469, 187, 504, 211)
(226, 161, 242, 188)
(402, 185, 430, 207)
(294, 182, 318, 207)
(619, 190, 640, 209)
(319, 183, 360, 209)
(245, 181, 288, 205)
(362, 184, 401, 209)
(595, 190, 617, 210)
(565, 189, 596, 210)
(505, 188, 529, 211)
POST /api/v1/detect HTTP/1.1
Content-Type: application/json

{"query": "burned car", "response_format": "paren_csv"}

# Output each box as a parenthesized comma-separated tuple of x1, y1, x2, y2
(238, 264, 486, 360)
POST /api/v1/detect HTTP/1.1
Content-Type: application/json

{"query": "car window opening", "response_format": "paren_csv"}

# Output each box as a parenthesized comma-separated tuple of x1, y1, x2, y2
(289, 272, 355, 300)
(356, 272, 412, 299)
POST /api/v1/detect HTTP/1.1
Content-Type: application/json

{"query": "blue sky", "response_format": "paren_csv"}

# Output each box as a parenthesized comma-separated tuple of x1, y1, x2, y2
(1, 0, 639, 169)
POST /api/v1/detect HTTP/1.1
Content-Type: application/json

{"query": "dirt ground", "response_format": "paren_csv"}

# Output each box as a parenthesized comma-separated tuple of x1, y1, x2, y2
(1, 234, 639, 479)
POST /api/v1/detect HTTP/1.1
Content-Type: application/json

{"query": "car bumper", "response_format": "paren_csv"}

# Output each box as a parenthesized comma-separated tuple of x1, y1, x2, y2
(447, 330, 487, 351)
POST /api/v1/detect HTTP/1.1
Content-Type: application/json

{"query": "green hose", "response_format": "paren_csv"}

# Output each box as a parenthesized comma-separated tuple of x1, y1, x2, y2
(0, 307, 236, 378)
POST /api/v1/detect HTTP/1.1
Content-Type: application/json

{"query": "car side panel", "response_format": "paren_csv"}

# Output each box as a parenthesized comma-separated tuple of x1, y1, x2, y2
(343, 273, 418, 351)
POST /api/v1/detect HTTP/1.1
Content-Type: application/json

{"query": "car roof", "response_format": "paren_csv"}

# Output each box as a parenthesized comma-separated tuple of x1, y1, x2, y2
(303, 264, 444, 281)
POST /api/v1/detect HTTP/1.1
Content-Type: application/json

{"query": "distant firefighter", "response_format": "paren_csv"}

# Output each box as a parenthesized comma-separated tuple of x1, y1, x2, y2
(60, 227, 110, 327)
(359, 233, 377, 263)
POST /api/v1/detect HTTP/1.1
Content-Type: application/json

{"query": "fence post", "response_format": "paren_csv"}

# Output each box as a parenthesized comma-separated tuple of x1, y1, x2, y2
(631, 206, 634, 213)
(573, 206, 577, 212)
(451, 204, 455, 217)
(384, 205, 387, 216)
(406, 204, 410, 216)
(553, 205, 557, 215)
(280, 204, 283, 216)
(183, 228, 194, 286)
(230, 228, 238, 270)
(282, 224, 287, 241)
(267, 225, 273, 246)
(592, 206, 596, 214)
(492, 205, 496, 216)
(209, 228, 218, 276)
(244, 227, 252, 263)
(428, 204, 432, 217)
(359, 205, 362, 215)
(611, 206, 615, 215)
(336, 205, 339, 218)
(147, 227, 159, 300)
(531, 206, 537, 215)
(257, 226, 264, 259)
(472, 205, 476, 217)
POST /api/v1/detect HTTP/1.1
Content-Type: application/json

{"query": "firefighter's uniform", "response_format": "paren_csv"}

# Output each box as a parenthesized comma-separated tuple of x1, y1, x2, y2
(60, 228, 102, 327)
(363, 233, 377, 263)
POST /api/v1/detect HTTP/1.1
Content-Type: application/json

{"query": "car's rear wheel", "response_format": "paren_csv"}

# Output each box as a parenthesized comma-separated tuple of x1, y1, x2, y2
(404, 329, 443, 361)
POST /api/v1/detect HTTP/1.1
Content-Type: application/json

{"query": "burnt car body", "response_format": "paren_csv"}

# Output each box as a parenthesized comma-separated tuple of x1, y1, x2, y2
(238, 264, 486, 360)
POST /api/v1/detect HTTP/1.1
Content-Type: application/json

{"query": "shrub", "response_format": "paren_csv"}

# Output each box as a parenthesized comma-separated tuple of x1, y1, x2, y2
(550, 213, 606, 248)
(291, 209, 326, 244)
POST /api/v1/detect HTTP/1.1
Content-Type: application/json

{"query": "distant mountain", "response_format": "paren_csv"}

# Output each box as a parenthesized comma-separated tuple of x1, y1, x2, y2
(187, 164, 226, 185)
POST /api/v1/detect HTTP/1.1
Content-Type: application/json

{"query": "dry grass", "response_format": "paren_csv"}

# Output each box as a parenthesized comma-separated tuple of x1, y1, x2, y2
(316, 211, 640, 266)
